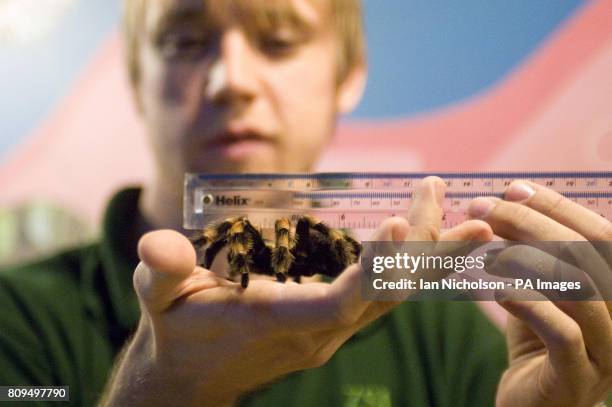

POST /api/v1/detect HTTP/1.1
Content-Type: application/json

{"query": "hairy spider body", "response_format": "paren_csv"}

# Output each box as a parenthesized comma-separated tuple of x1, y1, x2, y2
(190, 215, 361, 288)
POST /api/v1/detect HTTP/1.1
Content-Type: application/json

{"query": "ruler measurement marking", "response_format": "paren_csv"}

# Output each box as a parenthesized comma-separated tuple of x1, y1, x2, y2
(188, 171, 612, 181)
(185, 172, 612, 230)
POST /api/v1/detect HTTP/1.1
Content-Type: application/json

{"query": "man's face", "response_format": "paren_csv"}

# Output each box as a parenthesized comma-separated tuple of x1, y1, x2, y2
(136, 0, 364, 181)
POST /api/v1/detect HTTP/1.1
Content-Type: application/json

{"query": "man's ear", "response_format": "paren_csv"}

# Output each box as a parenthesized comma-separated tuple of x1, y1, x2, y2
(336, 61, 368, 114)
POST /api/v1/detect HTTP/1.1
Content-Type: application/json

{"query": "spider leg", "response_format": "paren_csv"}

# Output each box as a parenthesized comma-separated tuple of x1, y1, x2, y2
(188, 231, 208, 248)
(331, 231, 360, 265)
(225, 217, 255, 288)
(188, 231, 210, 267)
(344, 234, 362, 259)
(301, 215, 361, 278)
(326, 228, 360, 274)
(203, 238, 228, 269)
(200, 217, 241, 269)
(271, 218, 295, 283)
(287, 216, 314, 281)
(243, 220, 274, 276)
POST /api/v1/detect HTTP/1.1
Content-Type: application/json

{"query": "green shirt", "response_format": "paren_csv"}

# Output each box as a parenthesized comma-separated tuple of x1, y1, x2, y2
(0, 188, 508, 406)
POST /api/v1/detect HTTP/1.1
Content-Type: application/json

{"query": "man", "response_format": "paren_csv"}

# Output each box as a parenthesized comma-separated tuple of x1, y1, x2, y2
(1, 0, 610, 406)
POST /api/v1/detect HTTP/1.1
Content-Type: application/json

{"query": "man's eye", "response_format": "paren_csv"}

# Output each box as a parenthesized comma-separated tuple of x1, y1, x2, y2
(159, 36, 210, 59)
(259, 36, 297, 57)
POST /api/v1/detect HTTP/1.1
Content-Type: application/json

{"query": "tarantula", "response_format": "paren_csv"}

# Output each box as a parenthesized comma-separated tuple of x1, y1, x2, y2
(189, 215, 361, 288)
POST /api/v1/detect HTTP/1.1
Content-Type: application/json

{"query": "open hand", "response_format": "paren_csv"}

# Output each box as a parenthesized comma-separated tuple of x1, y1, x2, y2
(469, 181, 612, 407)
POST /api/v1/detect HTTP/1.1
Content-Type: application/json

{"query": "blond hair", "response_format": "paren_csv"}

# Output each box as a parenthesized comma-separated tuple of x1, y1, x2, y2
(122, 0, 366, 87)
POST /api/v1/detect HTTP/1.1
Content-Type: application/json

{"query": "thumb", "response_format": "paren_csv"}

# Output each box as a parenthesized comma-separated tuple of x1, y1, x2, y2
(134, 229, 196, 314)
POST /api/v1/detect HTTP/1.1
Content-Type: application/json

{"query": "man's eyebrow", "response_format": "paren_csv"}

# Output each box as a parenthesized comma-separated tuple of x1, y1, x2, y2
(151, 1, 319, 40)
(241, 3, 316, 38)
(153, 6, 208, 36)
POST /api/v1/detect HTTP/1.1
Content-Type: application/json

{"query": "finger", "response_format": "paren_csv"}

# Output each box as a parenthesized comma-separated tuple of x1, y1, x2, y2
(505, 181, 612, 242)
(485, 244, 600, 300)
(562, 243, 612, 309)
(488, 241, 612, 308)
(496, 290, 590, 375)
(360, 220, 495, 305)
(498, 286, 612, 375)
(358, 220, 495, 318)
(440, 219, 493, 242)
(553, 300, 612, 373)
(417, 220, 494, 285)
(406, 176, 446, 241)
(322, 217, 414, 326)
(468, 197, 585, 241)
(434, 220, 493, 263)
(134, 230, 198, 314)
(369, 216, 411, 242)
(501, 181, 612, 312)
(504, 181, 612, 272)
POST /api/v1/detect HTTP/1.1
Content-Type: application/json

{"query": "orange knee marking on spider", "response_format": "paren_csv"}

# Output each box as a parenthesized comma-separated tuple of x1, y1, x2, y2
(274, 218, 292, 248)
(229, 218, 246, 234)
(228, 221, 254, 253)
(201, 216, 243, 242)
(226, 219, 256, 278)
(302, 214, 320, 226)
(272, 218, 295, 276)
(202, 228, 218, 242)
(275, 218, 291, 231)
(329, 229, 344, 242)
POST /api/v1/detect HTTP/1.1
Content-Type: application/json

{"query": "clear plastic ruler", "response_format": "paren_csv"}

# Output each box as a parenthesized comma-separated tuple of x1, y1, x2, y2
(184, 172, 612, 231)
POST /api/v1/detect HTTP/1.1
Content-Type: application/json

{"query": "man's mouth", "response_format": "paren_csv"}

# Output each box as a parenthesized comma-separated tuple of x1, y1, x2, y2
(208, 128, 273, 147)
(206, 128, 276, 160)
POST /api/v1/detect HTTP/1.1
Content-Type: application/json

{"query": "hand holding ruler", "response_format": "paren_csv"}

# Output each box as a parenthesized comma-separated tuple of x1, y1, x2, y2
(184, 172, 612, 231)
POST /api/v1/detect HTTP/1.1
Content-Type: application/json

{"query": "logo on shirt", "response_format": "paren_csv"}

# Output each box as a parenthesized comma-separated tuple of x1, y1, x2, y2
(342, 384, 391, 407)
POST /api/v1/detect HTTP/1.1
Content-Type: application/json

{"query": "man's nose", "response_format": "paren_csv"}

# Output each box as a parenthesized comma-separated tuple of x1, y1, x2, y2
(205, 29, 258, 106)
